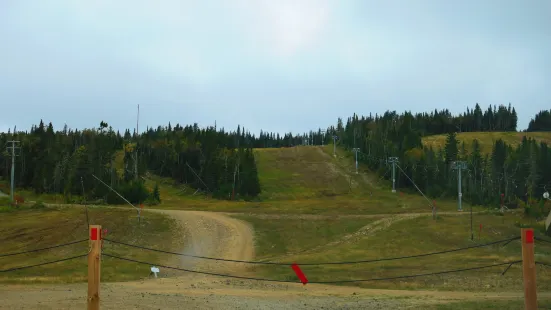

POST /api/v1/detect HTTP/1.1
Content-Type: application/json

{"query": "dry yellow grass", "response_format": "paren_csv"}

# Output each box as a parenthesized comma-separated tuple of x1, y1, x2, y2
(422, 132, 551, 154)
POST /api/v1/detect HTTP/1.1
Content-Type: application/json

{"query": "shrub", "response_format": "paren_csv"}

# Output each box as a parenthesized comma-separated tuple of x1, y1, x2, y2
(106, 180, 149, 204)
(31, 201, 46, 209)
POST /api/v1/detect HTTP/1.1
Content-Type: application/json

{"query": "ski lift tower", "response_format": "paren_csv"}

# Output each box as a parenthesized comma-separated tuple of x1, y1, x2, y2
(544, 190, 551, 231)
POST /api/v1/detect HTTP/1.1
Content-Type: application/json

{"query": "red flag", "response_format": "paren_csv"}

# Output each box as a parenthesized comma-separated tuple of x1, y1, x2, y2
(291, 263, 308, 285)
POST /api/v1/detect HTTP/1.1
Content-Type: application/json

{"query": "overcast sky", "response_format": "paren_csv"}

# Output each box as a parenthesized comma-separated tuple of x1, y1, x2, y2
(1, 0, 550, 135)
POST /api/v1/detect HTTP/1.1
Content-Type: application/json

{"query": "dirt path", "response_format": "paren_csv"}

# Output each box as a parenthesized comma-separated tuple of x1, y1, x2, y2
(150, 210, 255, 277)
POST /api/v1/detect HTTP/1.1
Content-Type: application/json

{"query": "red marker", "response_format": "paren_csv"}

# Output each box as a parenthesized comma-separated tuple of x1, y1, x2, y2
(526, 230, 534, 244)
(291, 263, 308, 285)
(90, 227, 98, 240)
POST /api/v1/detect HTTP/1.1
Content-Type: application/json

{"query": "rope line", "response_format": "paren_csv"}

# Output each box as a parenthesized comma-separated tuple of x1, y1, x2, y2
(0, 239, 87, 258)
(0, 254, 88, 273)
(395, 163, 433, 208)
(102, 253, 520, 284)
(103, 236, 519, 266)
(536, 262, 551, 268)
(535, 237, 551, 245)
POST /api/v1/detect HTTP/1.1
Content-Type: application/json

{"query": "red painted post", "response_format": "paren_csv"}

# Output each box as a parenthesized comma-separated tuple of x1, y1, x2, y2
(521, 228, 537, 310)
(88, 225, 102, 310)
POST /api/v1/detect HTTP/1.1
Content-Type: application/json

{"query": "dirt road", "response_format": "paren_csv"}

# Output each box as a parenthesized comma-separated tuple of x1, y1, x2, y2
(0, 209, 538, 309)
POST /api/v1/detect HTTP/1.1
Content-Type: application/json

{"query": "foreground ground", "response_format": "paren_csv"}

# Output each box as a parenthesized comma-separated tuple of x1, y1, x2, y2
(1, 207, 551, 309)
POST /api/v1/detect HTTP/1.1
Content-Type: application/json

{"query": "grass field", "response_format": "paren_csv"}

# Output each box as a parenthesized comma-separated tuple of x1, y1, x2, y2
(422, 131, 551, 154)
(0, 204, 181, 283)
(235, 211, 551, 292)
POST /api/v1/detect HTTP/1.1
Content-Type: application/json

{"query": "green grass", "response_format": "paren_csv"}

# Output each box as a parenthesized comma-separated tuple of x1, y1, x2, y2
(422, 131, 551, 154)
(0, 205, 181, 284)
(240, 212, 551, 291)
(254, 146, 352, 200)
(231, 214, 378, 260)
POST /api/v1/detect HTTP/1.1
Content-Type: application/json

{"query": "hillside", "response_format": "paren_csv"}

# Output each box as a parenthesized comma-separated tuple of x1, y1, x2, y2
(422, 131, 551, 154)
(126, 145, 465, 215)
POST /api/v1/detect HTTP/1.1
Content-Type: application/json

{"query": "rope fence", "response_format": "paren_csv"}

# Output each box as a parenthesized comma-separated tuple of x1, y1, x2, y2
(1, 227, 549, 309)
(102, 236, 520, 266)
(0, 254, 88, 273)
(0, 239, 87, 258)
(101, 253, 522, 284)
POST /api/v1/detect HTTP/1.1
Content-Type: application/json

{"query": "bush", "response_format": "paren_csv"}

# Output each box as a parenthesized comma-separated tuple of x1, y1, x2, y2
(31, 201, 46, 209)
(106, 180, 149, 204)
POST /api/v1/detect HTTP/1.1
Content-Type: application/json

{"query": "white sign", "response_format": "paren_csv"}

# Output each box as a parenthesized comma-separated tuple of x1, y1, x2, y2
(150, 266, 160, 278)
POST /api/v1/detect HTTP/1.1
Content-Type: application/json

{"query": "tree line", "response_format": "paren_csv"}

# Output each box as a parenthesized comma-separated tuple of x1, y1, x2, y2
(0, 103, 547, 208)
(0, 121, 261, 204)
(527, 109, 551, 132)
(332, 107, 550, 217)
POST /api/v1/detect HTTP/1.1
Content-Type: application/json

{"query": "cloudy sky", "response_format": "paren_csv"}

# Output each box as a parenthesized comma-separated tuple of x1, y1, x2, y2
(0, 0, 550, 135)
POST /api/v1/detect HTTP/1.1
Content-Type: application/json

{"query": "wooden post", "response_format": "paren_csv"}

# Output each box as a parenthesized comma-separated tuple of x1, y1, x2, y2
(521, 228, 537, 310)
(88, 225, 101, 310)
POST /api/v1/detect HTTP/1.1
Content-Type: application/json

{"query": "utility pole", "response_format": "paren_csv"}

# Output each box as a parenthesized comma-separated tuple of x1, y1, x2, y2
(452, 161, 467, 212)
(320, 130, 326, 146)
(388, 157, 398, 193)
(6, 141, 20, 203)
(332, 135, 338, 157)
(352, 148, 360, 174)
(134, 104, 139, 180)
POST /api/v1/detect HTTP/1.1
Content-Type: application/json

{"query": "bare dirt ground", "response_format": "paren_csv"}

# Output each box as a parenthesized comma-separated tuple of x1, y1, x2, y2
(0, 209, 540, 309)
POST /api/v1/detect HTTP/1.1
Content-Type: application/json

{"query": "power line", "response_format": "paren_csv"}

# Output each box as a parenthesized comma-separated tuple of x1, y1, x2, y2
(0, 254, 87, 273)
(0, 239, 87, 258)
(103, 236, 518, 266)
(102, 253, 520, 284)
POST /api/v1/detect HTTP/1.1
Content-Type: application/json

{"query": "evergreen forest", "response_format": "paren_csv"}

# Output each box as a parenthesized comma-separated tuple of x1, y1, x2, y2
(0, 103, 550, 210)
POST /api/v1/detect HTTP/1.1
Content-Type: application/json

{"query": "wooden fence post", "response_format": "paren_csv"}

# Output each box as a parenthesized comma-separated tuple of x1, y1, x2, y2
(521, 228, 537, 310)
(88, 225, 102, 310)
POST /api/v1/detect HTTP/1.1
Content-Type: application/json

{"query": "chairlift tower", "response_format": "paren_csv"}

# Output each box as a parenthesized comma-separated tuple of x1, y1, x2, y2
(6, 141, 21, 203)
(544, 190, 551, 231)
(452, 161, 467, 212)
(332, 135, 338, 157)
(388, 157, 399, 193)
(352, 148, 360, 174)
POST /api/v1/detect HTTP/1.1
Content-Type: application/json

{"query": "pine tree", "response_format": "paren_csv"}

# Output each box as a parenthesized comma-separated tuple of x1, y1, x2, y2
(153, 183, 161, 202)
(444, 132, 459, 165)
